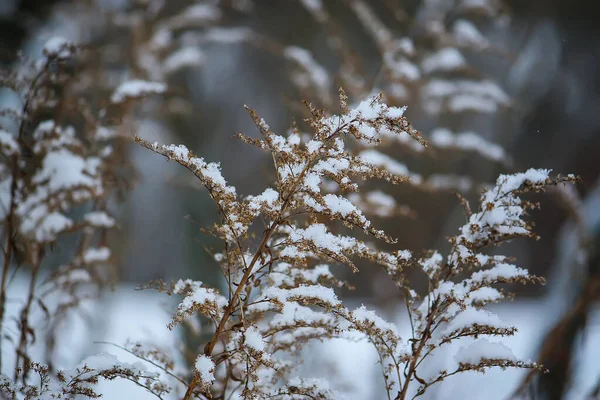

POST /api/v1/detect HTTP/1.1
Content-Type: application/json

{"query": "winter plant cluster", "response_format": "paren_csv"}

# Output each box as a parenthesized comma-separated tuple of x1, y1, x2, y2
(0, 39, 163, 398)
(132, 92, 574, 399)
(0, 0, 582, 399)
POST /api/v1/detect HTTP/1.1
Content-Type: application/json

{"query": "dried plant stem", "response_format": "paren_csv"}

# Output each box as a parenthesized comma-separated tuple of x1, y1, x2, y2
(15, 260, 41, 383)
(397, 299, 439, 400)
(0, 220, 13, 373)
(181, 141, 324, 399)
(0, 155, 19, 373)
(183, 226, 278, 400)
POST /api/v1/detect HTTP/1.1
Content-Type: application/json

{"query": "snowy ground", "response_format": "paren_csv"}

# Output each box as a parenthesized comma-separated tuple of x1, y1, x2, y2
(2, 280, 597, 399)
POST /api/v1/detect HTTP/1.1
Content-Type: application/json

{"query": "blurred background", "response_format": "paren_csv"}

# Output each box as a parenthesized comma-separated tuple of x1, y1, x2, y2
(0, 0, 599, 399)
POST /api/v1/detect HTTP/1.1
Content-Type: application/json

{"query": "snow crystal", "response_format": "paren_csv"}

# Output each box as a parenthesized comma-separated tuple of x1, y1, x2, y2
(280, 246, 301, 258)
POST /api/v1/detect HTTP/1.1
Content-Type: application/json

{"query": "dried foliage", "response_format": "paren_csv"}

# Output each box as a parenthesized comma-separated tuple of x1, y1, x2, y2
(0, 38, 158, 398)
(0, 1, 585, 399)
(133, 91, 574, 400)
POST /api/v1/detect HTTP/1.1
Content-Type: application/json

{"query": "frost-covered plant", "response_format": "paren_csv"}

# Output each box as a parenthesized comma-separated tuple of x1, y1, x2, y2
(0, 354, 169, 399)
(130, 90, 575, 400)
(38, 0, 521, 248)
(0, 2, 580, 399)
(289, 0, 516, 204)
(0, 37, 161, 397)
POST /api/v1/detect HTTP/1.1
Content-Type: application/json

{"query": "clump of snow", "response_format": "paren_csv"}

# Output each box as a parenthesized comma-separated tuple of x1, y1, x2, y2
(0, 130, 19, 156)
(284, 46, 330, 95)
(431, 128, 506, 163)
(79, 352, 120, 371)
(247, 187, 279, 213)
(163, 47, 205, 74)
(244, 326, 266, 352)
(422, 47, 466, 74)
(95, 126, 116, 140)
(183, 3, 221, 23)
(444, 308, 508, 336)
(421, 79, 510, 115)
(111, 80, 167, 103)
(453, 20, 489, 49)
(172, 279, 228, 323)
(84, 211, 115, 228)
(202, 27, 252, 44)
(454, 339, 517, 365)
(82, 247, 111, 264)
(352, 305, 401, 336)
(194, 354, 215, 386)
(43, 36, 73, 58)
